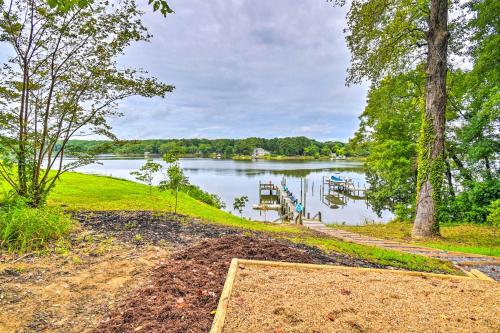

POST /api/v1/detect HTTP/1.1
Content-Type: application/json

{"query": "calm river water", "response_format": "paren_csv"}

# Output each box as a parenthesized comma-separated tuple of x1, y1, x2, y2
(70, 157, 394, 225)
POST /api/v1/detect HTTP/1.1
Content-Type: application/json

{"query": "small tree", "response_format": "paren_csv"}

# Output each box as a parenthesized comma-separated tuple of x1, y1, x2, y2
(158, 155, 187, 214)
(0, 0, 174, 207)
(130, 160, 162, 196)
(233, 196, 249, 218)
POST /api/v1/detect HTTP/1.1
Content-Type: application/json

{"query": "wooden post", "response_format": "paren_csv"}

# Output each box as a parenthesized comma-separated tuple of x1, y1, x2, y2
(303, 179, 307, 215)
(259, 181, 261, 202)
(300, 178, 303, 204)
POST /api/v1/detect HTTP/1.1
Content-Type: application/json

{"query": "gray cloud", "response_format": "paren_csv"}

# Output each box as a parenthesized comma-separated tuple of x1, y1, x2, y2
(110, 0, 369, 141)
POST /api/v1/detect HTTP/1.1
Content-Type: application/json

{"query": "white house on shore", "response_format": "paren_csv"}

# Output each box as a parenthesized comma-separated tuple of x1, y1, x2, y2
(252, 148, 270, 158)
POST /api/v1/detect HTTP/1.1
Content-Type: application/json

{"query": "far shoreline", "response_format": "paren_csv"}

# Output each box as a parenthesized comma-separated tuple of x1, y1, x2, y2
(64, 153, 366, 162)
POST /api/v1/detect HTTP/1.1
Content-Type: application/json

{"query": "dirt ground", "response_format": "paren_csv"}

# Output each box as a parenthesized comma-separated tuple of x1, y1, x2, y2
(0, 230, 168, 333)
(222, 264, 500, 333)
(1, 211, 381, 333)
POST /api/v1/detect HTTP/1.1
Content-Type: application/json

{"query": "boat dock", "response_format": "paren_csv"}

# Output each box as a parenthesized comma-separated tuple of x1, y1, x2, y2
(322, 176, 367, 198)
(258, 182, 279, 197)
(255, 180, 322, 224)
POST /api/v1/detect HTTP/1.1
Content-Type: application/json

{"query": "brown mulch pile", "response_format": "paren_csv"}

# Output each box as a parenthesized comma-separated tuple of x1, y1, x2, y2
(95, 235, 382, 333)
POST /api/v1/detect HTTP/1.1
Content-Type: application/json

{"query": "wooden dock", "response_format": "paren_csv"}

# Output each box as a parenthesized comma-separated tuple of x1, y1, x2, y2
(256, 180, 321, 224)
(258, 182, 279, 196)
(278, 182, 297, 221)
(322, 176, 367, 198)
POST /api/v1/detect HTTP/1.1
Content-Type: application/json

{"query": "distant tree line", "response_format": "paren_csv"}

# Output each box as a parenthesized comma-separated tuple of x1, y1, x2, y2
(62, 137, 354, 158)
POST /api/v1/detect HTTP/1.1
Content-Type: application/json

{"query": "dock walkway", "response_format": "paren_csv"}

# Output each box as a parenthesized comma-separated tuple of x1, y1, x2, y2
(278, 183, 297, 221)
(302, 220, 500, 281)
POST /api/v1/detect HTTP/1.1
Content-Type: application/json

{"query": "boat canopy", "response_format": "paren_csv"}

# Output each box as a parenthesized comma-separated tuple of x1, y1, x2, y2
(330, 175, 344, 182)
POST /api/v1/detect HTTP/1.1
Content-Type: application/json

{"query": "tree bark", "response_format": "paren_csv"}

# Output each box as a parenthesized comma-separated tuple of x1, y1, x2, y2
(484, 157, 492, 179)
(412, 0, 449, 238)
(445, 158, 455, 197)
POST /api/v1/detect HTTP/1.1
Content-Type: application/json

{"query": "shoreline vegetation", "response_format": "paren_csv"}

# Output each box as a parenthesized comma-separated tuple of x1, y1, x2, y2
(83, 153, 362, 161)
(232, 154, 364, 161)
(2, 171, 456, 273)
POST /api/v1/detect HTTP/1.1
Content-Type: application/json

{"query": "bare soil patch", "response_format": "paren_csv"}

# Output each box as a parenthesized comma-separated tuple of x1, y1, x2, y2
(95, 235, 381, 333)
(0, 230, 168, 333)
(221, 262, 500, 333)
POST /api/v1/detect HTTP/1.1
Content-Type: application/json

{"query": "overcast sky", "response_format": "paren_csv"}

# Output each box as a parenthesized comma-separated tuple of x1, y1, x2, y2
(111, 0, 369, 141)
(0, 1, 368, 141)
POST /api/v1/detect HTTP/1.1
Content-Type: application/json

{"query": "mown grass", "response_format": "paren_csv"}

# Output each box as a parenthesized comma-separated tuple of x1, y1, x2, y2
(48, 172, 291, 234)
(287, 236, 454, 273)
(43, 172, 458, 273)
(334, 221, 500, 257)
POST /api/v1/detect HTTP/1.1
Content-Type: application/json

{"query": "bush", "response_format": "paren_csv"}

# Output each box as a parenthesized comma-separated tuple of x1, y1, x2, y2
(487, 199, 500, 227)
(441, 179, 500, 224)
(181, 184, 226, 209)
(394, 203, 415, 221)
(0, 200, 73, 253)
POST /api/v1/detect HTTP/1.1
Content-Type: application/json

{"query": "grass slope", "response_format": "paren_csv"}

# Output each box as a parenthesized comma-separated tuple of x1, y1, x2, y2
(335, 222, 500, 257)
(44, 172, 456, 273)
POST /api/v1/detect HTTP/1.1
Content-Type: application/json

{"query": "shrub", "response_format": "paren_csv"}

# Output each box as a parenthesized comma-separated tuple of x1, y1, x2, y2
(181, 184, 226, 209)
(0, 201, 73, 253)
(487, 199, 500, 227)
(441, 179, 500, 224)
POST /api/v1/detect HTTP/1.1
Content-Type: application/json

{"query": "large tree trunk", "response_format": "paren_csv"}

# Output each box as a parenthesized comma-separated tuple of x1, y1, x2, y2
(412, 0, 449, 238)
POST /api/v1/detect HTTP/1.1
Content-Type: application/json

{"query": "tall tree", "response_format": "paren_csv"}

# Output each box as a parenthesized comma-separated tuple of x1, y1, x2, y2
(412, 0, 449, 237)
(456, 0, 499, 180)
(337, 0, 452, 237)
(0, 0, 173, 206)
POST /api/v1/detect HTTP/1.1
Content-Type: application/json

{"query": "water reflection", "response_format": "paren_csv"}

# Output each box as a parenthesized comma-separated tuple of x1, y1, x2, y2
(68, 157, 394, 225)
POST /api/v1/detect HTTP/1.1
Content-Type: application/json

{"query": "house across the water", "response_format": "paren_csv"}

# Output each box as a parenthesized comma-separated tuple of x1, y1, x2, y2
(252, 148, 270, 158)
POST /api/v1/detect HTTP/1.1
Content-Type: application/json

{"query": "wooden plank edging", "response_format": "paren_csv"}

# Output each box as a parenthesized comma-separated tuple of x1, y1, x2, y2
(469, 269, 496, 282)
(235, 259, 498, 281)
(210, 258, 239, 333)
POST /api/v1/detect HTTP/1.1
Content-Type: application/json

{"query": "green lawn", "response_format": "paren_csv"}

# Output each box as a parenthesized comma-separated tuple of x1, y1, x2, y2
(48, 172, 291, 234)
(335, 221, 500, 257)
(41, 172, 457, 273)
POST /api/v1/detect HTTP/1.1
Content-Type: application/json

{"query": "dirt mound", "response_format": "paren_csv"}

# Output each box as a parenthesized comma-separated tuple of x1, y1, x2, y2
(95, 235, 380, 333)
